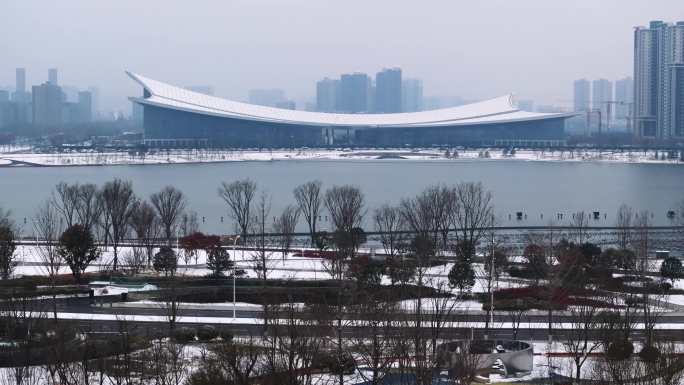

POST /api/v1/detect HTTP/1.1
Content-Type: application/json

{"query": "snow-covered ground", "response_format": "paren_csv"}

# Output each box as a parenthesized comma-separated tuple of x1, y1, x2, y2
(1, 148, 682, 167)
(12, 243, 684, 313)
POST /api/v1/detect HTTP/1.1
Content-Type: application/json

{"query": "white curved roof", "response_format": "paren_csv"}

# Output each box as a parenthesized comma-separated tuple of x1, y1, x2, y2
(127, 71, 574, 127)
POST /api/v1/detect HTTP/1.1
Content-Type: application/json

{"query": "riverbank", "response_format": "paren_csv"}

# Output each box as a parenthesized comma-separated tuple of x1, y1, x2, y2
(0, 148, 682, 167)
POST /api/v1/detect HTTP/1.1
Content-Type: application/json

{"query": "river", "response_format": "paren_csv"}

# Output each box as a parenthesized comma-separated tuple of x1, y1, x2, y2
(1, 159, 682, 234)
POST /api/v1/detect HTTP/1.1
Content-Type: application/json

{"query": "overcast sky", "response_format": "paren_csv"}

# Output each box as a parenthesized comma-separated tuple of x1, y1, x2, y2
(2, 0, 683, 113)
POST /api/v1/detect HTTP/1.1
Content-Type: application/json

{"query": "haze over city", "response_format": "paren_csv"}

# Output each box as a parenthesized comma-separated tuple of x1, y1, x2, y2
(2, 0, 683, 114)
(2, 1, 684, 383)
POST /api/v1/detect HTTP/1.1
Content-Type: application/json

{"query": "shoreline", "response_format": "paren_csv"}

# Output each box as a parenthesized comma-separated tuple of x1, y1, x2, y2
(1, 148, 683, 168)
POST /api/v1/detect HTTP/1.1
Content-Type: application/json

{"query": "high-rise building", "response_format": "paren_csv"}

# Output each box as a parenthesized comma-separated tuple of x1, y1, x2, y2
(672, 63, 684, 137)
(402, 78, 423, 112)
(185, 85, 214, 96)
(13, 68, 28, 103)
(615, 77, 634, 122)
(77, 91, 92, 122)
(634, 20, 684, 138)
(15, 68, 25, 95)
(248, 89, 286, 107)
(375, 68, 402, 113)
(592, 79, 613, 125)
(316, 78, 338, 112)
(48, 68, 58, 85)
(32, 83, 63, 126)
(573, 79, 591, 112)
(339, 72, 370, 113)
(88, 86, 100, 120)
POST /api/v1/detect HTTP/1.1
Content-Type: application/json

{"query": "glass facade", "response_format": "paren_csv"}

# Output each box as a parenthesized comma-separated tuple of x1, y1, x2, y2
(142, 104, 567, 148)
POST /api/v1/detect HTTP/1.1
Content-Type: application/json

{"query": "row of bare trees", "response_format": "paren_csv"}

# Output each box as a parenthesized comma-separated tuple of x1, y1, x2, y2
(30, 181, 192, 275)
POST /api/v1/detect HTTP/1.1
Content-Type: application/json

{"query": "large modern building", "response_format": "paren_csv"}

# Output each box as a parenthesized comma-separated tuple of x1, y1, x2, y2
(634, 20, 684, 139)
(128, 72, 574, 148)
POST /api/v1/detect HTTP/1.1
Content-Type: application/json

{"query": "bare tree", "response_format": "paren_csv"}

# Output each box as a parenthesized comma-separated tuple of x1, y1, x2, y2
(100, 178, 137, 271)
(451, 182, 494, 261)
(129, 200, 160, 266)
(349, 292, 399, 385)
(373, 204, 406, 258)
(33, 200, 63, 320)
(560, 293, 606, 382)
(0, 213, 17, 280)
(52, 182, 80, 228)
(294, 180, 323, 246)
(325, 185, 365, 234)
(250, 191, 273, 282)
(264, 299, 322, 385)
(218, 179, 257, 240)
(273, 205, 300, 261)
(569, 210, 590, 244)
(615, 203, 634, 250)
(150, 186, 187, 244)
(439, 341, 488, 385)
(400, 185, 445, 248)
(75, 183, 102, 237)
(179, 210, 199, 237)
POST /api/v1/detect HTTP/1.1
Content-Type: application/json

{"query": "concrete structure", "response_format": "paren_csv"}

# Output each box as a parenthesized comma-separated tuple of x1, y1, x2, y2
(375, 67, 402, 113)
(634, 20, 684, 139)
(32, 82, 63, 126)
(402, 78, 423, 112)
(316, 77, 338, 112)
(339, 72, 370, 113)
(128, 72, 573, 148)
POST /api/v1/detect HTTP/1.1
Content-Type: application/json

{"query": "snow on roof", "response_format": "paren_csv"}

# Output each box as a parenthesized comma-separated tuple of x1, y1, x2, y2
(127, 71, 574, 127)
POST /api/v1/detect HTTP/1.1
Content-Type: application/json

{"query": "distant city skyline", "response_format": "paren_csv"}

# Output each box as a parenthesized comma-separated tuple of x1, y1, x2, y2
(4, 0, 681, 114)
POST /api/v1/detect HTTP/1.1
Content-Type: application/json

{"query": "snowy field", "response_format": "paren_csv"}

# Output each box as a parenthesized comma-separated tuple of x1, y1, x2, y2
(12, 244, 684, 311)
(1, 147, 682, 167)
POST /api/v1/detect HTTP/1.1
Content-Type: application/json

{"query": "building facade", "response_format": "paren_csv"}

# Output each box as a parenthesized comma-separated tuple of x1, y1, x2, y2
(32, 83, 63, 126)
(634, 20, 684, 139)
(402, 78, 423, 112)
(573, 79, 591, 112)
(592, 78, 613, 126)
(615, 77, 634, 122)
(316, 77, 338, 112)
(375, 67, 402, 113)
(129, 72, 572, 148)
(339, 73, 370, 113)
